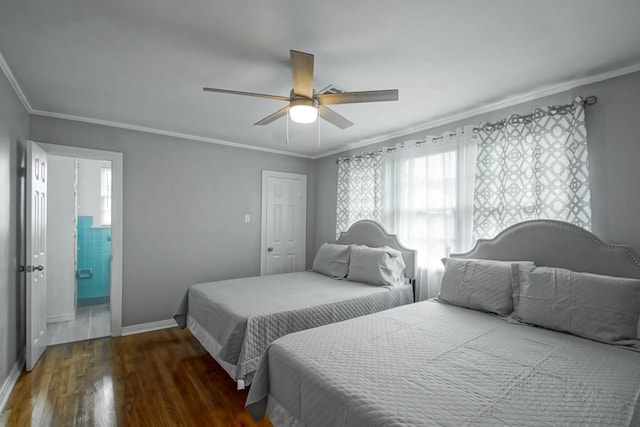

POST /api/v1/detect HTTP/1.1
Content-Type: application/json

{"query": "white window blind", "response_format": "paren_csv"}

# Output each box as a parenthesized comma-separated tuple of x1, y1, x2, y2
(100, 167, 112, 226)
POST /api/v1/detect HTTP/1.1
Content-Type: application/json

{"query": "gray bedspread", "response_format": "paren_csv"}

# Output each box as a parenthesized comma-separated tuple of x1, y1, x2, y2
(246, 300, 640, 426)
(174, 271, 413, 383)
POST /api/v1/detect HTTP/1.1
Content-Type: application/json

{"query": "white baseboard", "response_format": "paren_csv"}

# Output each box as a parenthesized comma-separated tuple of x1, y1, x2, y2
(121, 319, 177, 336)
(0, 351, 25, 415)
(47, 313, 75, 323)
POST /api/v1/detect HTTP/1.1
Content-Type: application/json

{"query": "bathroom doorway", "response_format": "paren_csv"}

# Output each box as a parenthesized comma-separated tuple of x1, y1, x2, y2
(33, 142, 123, 349)
(45, 156, 112, 344)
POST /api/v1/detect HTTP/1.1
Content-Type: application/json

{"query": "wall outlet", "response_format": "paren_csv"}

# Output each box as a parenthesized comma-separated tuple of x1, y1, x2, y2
(244, 214, 251, 224)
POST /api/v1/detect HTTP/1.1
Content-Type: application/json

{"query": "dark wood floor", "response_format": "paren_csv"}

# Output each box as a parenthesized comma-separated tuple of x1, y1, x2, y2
(1, 328, 271, 426)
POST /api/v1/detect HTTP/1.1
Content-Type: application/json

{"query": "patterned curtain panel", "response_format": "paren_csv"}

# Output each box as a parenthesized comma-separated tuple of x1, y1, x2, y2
(473, 96, 591, 239)
(335, 151, 382, 236)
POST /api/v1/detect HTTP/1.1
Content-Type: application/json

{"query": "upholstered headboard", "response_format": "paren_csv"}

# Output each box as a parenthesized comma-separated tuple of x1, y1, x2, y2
(451, 220, 640, 279)
(335, 220, 417, 280)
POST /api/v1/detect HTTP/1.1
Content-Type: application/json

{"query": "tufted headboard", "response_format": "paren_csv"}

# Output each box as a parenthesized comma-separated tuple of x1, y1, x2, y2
(451, 220, 640, 279)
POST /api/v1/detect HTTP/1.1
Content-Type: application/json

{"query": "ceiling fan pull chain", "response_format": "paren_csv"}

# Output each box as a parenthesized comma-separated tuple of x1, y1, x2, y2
(285, 111, 290, 145)
(315, 116, 321, 151)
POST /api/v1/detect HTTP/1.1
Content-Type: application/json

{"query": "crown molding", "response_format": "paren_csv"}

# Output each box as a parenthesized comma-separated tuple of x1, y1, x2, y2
(311, 61, 640, 159)
(0, 48, 313, 158)
(2, 41, 639, 160)
(30, 109, 314, 159)
(0, 50, 32, 113)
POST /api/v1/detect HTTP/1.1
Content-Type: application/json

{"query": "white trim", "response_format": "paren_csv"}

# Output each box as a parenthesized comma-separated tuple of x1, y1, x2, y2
(311, 62, 640, 159)
(46, 313, 75, 323)
(0, 50, 32, 113)
(1, 40, 639, 159)
(121, 319, 177, 336)
(0, 45, 310, 159)
(0, 351, 24, 415)
(36, 142, 124, 337)
(260, 171, 307, 275)
(30, 109, 314, 159)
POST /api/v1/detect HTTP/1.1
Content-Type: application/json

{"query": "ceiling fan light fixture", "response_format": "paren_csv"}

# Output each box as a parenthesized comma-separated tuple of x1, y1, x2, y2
(289, 99, 318, 124)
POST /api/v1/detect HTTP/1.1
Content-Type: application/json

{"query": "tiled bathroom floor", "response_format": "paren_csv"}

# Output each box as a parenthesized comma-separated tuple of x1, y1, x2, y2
(47, 304, 111, 345)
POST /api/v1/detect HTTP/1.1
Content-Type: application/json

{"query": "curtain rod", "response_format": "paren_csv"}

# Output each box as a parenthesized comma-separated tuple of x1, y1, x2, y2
(475, 95, 597, 133)
(336, 149, 383, 164)
(336, 95, 597, 164)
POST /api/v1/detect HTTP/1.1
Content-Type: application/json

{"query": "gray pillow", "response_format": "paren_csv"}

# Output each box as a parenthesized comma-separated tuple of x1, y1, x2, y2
(513, 266, 640, 345)
(438, 258, 533, 316)
(347, 245, 406, 286)
(312, 243, 351, 278)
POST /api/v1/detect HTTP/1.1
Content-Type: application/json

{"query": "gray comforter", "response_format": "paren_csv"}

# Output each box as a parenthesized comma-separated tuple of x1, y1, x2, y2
(174, 271, 413, 383)
(246, 300, 640, 426)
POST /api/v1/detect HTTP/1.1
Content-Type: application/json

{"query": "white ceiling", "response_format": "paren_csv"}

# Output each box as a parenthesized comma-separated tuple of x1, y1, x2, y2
(1, 0, 640, 157)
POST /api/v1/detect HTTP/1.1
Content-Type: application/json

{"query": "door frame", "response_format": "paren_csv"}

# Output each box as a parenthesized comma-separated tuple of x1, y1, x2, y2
(35, 142, 124, 337)
(260, 170, 307, 275)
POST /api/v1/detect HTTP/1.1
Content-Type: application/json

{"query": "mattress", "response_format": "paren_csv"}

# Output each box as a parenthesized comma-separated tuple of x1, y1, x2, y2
(246, 300, 640, 426)
(177, 271, 413, 384)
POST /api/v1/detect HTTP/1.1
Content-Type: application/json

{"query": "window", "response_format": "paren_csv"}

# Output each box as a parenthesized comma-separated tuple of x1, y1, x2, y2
(383, 148, 460, 269)
(100, 167, 112, 226)
(398, 150, 456, 269)
(381, 130, 477, 299)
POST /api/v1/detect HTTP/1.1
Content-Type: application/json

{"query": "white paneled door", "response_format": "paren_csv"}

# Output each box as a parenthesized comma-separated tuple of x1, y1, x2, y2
(26, 141, 48, 371)
(261, 171, 307, 275)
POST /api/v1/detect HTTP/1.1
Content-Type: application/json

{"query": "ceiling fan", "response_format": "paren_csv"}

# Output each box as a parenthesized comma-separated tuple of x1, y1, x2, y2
(203, 50, 399, 130)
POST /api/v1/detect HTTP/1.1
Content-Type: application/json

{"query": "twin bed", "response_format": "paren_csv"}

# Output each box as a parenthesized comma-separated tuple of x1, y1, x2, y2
(245, 220, 640, 426)
(174, 220, 416, 387)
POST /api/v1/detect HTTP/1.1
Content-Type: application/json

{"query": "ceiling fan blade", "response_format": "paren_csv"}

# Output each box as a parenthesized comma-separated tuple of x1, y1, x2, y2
(316, 89, 399, 105)
(254, 105, 290, 125)
(290, 50, 314, 99)
(319, 106, 354, 129)
(203, 87, 290, 102)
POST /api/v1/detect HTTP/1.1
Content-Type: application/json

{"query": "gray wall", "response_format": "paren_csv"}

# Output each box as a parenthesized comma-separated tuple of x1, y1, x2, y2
(314, 71, 640, 257)
(29, 117, 316, 327)
(0, 72, 28, 388)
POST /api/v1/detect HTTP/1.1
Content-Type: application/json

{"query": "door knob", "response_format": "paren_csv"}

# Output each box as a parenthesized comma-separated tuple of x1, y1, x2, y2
(33, 265, 44, 271)
(267, 247, 274, 252)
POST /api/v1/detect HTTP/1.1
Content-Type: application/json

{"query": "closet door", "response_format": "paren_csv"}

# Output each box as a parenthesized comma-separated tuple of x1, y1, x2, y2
(261, 171, 307, 275)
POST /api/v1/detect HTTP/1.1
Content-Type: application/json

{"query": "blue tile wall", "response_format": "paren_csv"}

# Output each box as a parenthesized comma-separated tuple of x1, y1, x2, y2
(77, 216, 111, 301)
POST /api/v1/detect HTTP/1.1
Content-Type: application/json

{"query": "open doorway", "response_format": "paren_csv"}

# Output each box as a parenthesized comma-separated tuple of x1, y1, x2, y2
(38, 142, 123, 339)
(46, 156, 112, 345)
(24, 142, 122, 370)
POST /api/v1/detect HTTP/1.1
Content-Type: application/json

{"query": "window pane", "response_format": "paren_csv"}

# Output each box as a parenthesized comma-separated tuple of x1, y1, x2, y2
(100, 167, 112, 226)
(392, 148, 458, 269)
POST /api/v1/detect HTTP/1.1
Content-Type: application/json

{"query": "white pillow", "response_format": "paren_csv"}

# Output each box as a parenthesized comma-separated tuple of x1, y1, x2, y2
(347, 245, 406, 286)
(312, 243, 351, 279)
(513, 266, 640, 345)
(438, 258, 534, 316)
